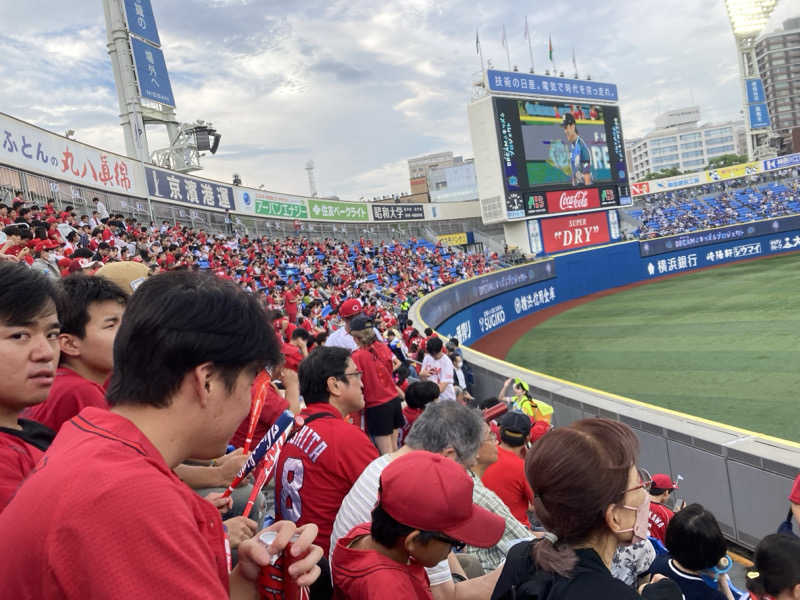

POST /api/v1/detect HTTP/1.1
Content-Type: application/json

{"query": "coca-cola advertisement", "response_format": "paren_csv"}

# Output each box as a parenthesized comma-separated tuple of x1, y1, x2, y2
(545, 187, 600, 214)
(539, 211, 611, 253)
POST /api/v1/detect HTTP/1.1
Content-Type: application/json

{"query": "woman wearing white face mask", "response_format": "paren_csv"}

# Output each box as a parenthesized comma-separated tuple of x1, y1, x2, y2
(491, 418, 682, 600)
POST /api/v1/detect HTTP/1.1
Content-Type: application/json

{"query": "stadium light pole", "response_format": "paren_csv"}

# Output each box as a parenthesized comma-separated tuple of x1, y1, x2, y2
(724, 0, 780, 161)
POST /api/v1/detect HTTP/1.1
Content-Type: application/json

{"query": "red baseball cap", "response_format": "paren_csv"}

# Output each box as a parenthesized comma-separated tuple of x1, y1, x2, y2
(651, 474, 678, 490)
(379, 451, 505, 548)
(338, 298, 363, 318)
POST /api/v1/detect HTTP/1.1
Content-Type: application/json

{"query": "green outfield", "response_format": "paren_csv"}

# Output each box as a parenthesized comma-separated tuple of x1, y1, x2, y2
(505, 253, 800, 442)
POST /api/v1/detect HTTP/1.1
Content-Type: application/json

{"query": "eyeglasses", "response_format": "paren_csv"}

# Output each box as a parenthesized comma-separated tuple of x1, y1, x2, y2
(623, 478, 652, 495)
(340, 370, 363, 380)
(432, 534, 466, 552)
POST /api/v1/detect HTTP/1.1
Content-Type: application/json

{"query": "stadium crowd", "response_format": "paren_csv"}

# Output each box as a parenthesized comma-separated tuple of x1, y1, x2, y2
(0, 193, 799, 600)
(637, 172, 800, 239)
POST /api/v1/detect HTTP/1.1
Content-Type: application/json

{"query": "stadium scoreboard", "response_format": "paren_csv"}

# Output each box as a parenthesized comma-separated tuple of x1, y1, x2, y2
(469, 69, 630, 224)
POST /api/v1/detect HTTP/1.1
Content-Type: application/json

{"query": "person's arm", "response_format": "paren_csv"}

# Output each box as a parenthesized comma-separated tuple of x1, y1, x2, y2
(499, 377, 513, 400)
(278, 367, 301, 415)
(174, 450, 248, 489)
(430, 567, 502, 600)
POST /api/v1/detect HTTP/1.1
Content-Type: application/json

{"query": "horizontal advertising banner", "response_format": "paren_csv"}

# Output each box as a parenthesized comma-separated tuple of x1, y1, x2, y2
(308, 198, 369, 222)
(763, 153, 800, 171)
(236, 189, 307, 219)
(488, 69, 618, 102)
(0, 113, 142, 196)
(146, 167, 235, 210)
(705, 161, 760, 182)
(529, 185, 620, 216)
(419, 259, 556, 328)
(371, 203, 425, 221)
(632, 159, 767, 197)
(540, 211, 611, 253)
(436, 232, 474, 246)
(639, 214, 800, 257)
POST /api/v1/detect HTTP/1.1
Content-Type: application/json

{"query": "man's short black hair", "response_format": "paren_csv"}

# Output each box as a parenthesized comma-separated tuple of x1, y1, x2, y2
(426, 337, 443, 355)
(57, 274, 127, 339)
(649, 487, 672, 497)
(298, 346, 350, 405)
(665, 503, 727, 571)
(107, 271, 281, 408)
(290, 327, 311, 342)
(405, 381, 440, 409)
(562, 113, 576, 127)
(370, 499, 436, 549)
(0, 262, 60, 326)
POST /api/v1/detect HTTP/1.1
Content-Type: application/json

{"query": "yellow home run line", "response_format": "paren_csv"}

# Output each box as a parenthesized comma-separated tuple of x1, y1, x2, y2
(417, 251, 800, 450)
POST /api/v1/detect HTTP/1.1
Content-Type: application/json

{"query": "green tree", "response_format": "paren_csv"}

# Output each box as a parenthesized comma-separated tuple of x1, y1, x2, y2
(706, 154, 748, 170)
(645, 166, 683, 180)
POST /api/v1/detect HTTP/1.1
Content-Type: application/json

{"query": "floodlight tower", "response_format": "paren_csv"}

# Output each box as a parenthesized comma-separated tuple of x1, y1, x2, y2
(305, 160, 318, 197)
(724, 0, 781, 160)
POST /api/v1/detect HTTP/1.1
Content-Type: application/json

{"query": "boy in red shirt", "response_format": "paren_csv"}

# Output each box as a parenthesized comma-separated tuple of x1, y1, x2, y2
(398, 380, 439, 448)
(26, 274, 127, 432)
(331, 450, 505, 599)
(481, 411, 534, 527)
(282, 327, 310, 372)
(0, 263, 60, 511)
(0, 271, 323, 598)
(648, 473, 678, 542)
(350, 314, 403, 455)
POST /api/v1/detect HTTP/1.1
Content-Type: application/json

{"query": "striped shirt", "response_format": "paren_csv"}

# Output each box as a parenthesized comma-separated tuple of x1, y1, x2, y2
(465, 470, 533, 572)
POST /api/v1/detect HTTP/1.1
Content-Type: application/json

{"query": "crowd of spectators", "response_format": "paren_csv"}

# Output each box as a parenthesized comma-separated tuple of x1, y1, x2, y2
(637, 172, 800, 239)
(0, 190, 799, 600)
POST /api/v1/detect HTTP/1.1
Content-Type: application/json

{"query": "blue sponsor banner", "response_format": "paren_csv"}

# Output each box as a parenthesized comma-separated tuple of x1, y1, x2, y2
(124, 0, 160, 46)
(130, 37, 175, 107)
(146, 167, 235, 211)
(746, 78, 765, 104)
(420, 259, 556, 328)
(748, 103, 770, 129)
(487, 69, 618, 102)
(639, 215, 800, 257)
(763, 153, 800, 171)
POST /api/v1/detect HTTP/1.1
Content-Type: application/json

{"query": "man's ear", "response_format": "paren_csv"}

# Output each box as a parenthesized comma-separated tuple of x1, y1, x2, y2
(189, 362, 215, 408)
(403, 530, 423, 554)
(58, 333, 82, 359)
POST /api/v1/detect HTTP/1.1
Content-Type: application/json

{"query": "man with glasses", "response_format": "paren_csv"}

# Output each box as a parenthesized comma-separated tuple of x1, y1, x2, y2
(274, 346, 379, 559)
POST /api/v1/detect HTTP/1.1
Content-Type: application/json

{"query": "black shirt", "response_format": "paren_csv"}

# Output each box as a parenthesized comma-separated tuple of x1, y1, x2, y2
(492, 540, 683, 600)
(0, 418, 55, 452)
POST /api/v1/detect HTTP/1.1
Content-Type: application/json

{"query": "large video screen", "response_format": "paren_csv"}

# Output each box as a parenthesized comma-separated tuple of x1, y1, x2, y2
(494, 97, 628, 218)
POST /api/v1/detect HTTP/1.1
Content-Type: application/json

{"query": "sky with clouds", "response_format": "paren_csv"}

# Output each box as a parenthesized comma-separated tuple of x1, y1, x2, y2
(0, 0, 796, 199)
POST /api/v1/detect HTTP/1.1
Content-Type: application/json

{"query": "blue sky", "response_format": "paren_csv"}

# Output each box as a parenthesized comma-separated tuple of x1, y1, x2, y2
(0, 1, 795, 199)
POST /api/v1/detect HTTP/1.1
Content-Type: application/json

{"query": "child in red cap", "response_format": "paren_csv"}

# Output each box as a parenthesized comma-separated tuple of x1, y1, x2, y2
(331, 450, 505, 599)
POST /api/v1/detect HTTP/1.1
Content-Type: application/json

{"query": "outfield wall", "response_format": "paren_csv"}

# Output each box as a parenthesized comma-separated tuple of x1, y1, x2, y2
(411, 220, 800, 550)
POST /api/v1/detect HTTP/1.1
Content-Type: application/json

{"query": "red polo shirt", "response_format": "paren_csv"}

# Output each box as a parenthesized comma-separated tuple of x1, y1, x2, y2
(481, 445, 533, 526)
(282, 342, 304, 372)
(648, 502, 674, 543)
(0, 408, 229, 598)
(351, 342, 397, 409)
(0, 419, 54, 511)
(25, 367, 108, 432)
(331, 523, 432, 600)
(230, 371, 289, 448)
(274, 403, 378, 556)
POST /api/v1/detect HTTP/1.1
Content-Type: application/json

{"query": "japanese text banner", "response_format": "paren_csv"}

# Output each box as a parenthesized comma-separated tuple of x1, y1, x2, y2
(371, 204, 425, 221)
(145, 167, 235, 211)
(237, 189, 308, 219)
(307, 198, 369, 222)
(0, 112, 142, 196)
(539, 211, 610, 253)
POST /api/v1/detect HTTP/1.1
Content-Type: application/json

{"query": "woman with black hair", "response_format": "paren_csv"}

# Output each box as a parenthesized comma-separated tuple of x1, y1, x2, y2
(746, 534, 800, 600)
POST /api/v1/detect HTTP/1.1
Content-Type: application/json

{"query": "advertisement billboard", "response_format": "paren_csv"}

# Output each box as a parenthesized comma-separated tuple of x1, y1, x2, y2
(539, 211, 611, 253)
(236, 189, 307, 219)
(124, 0, 160, 46)
(307, 198, 369, 221)
(748, 103, 770, 130)
(487, 69, 618, 102)
(494, 97, 627, 219)
(746, 78, 766, 104)
(371, 204, 425, 221)
(145, 167, 234, 210)
(130, 37, 175, 108)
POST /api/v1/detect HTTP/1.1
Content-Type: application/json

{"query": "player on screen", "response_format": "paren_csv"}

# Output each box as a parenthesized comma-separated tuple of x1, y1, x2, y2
(562, 113, 592, 186)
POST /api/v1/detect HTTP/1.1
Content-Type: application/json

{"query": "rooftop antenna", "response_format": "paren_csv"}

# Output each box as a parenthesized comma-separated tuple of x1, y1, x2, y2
(305, 160, 318, 198)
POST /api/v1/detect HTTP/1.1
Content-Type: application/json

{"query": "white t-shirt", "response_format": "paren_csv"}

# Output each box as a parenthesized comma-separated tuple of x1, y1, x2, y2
(325, 326, 358, 351)
(330, 454, 452, 587)
(421, 353, 456, 401)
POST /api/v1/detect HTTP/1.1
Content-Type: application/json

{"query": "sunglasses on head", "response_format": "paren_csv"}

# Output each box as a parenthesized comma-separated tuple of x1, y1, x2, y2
(431, 533, 466, 552)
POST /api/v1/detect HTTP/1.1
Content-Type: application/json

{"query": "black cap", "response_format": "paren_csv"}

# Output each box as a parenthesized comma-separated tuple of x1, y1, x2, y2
(349, 313, 374, 332)
(561, 113, 576, 127)
(499, 411, 532, 436)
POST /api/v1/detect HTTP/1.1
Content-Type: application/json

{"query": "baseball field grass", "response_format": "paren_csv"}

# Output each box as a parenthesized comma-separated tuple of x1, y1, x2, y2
(504, 252, 800, 442)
